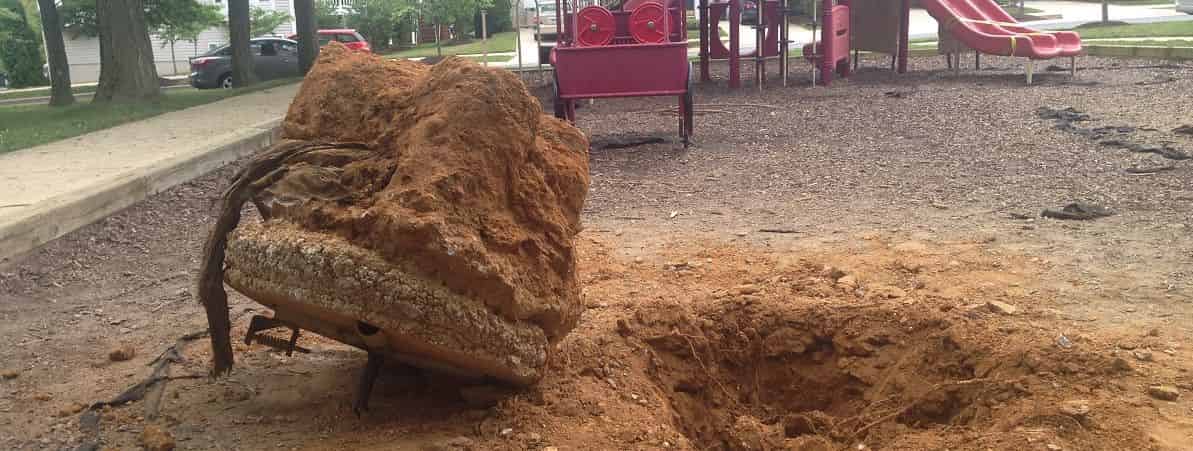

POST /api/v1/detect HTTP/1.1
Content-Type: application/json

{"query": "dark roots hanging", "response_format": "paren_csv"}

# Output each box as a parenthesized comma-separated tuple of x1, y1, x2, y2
(197, 140, 368, 377)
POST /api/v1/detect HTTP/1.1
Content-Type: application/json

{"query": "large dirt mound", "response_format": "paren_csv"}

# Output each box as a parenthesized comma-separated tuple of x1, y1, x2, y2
(205, 44, 590, 384)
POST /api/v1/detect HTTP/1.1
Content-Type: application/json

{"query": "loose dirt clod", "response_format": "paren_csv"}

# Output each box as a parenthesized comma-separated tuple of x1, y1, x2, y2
(201, 44, 590, 384)
(0, 369, 18, 380)
(108, 344, 136, 362)
(1148, 385, 1180, 401)
(139, 424, 176, 451)
(54, 402, 85, 418)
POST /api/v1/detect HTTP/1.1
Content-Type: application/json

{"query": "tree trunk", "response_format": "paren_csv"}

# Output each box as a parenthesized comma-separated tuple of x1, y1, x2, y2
(170, 41, 178, 75)
(1101, 0, 1109, 22)
(94, 0, 160, 103)
(294, 0, 318, 74)
(228, 0, 256, 88)
(36, 0, 74, 106)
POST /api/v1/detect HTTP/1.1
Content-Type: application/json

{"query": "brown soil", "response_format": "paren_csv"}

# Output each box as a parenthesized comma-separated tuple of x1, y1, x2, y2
(2, 55, 1192, 450)
(209, 46, 591, 383)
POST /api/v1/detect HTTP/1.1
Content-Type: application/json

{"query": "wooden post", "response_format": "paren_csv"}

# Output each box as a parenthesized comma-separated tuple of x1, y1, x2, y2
(729, 0, 741, 88)
(699, 0, 710, 82)
(756, 0, 765, 89)
(897, 0, 910, 73)
(482, 10, 489, 67)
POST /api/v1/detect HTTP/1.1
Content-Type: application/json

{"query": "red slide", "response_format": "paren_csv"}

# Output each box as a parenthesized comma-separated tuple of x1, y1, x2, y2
(921, 0, 1081, 59)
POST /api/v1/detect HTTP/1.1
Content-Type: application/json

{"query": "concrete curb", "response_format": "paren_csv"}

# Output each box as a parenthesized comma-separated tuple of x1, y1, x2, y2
(0, 118, 282, 263)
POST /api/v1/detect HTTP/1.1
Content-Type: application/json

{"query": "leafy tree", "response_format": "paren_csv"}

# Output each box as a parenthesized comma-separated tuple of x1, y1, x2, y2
(37, 0, 74, 105)
(424, 0, 491, 52)
(473, 0, 510, 38)
(249, 5, 291, 37)
(315, 0, 343, 28)
(0, 0, 47, 88)
(152, 0, 222, 74)
(57, 0, 97, 37)
(346, 0, 413, 51)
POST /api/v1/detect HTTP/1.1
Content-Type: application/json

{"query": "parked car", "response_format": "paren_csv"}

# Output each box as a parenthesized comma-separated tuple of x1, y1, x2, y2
(741, 0, 759, 25)
(189, 38, 301, 89)
(536, 1, 559, 64)
(1178, 0, 1193, 14)
(534, 1, 558, 42)
(286, 29, 372, 53)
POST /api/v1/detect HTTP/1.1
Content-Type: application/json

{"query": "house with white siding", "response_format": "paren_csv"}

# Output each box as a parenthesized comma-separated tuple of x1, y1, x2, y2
(56, 0, 298, 83)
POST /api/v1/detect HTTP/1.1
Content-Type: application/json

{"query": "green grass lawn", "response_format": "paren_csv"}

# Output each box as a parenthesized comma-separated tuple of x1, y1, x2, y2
(462, 54, 514, 63)
(1086, 38, 1193, 47)
(1104, 0, 1174, 4)
(0, 78, 298, 155)
(1070, 21, 1193, 39)
(384, 31, 518, 58)
(0, 85, 99, 101)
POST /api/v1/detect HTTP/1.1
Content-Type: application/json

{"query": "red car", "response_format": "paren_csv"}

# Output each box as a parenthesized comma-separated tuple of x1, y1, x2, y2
(287, 29, 371, 53)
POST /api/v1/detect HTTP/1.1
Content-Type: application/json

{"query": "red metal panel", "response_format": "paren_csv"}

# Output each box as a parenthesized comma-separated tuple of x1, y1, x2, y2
(554, 43, 689, 99)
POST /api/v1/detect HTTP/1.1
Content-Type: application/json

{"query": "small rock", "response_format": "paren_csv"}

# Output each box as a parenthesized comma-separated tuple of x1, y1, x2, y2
(735, 231, 748, 237)
(1132, 350, 1154, 362)
(735, 284, 758, 295)
(1059, 400, 1090, 419)
(1147, 328, 1161, 337)
(1108, 357, 1132, 372)
(836, 275, 858, 290)
(499, 428, 514, 437)
(109, 345, 137, 362)
(542, 447, 559, 451)
(54, 402, 86, 418)
(1046, 445, 1062, 451)
(33, 393, 52, 401)
(0, 369, 18, 380)
(140, 424, 176, 451)
(1148, 385, 1180, 401)
(986, 301, 1018, 315)
(633, 256, 644, 264)
(821, 266, 847, 280)
(1059, 334, 1078, 348)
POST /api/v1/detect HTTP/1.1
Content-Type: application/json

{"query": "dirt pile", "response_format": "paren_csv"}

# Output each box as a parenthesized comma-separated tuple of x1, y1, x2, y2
(476, 237, 1169, 451)
(204, 44, 591, 384)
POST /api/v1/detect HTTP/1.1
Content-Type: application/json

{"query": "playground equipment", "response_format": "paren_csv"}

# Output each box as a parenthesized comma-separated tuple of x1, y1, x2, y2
(698, 0, 915, 87)
(697, 0, 787, 88)
(923, 0, 1082, 84)
(550, 0, 694, 145)
(697, 0, 1078, 86)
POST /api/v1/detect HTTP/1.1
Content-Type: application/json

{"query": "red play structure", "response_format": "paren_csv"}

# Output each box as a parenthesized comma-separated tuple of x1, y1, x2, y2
(697, 0, 913, 87)
(695, 0, 1081, 86)
(549, 0, 694, 145)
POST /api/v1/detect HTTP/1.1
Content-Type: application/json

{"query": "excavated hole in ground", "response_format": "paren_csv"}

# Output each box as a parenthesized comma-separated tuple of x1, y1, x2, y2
(625, 296, 1100, 451)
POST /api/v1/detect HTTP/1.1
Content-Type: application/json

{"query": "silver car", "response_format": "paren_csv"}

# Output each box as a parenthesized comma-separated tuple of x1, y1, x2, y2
(189, 38, 301, 89)
(1179, 0, 1193, 14)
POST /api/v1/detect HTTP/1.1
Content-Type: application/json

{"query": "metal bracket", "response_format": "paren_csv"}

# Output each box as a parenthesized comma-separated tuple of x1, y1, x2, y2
(244, 314, 310, 356)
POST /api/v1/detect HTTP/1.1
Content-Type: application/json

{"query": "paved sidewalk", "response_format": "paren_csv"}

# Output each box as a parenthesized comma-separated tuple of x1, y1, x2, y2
(0, 83, 301, 261)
